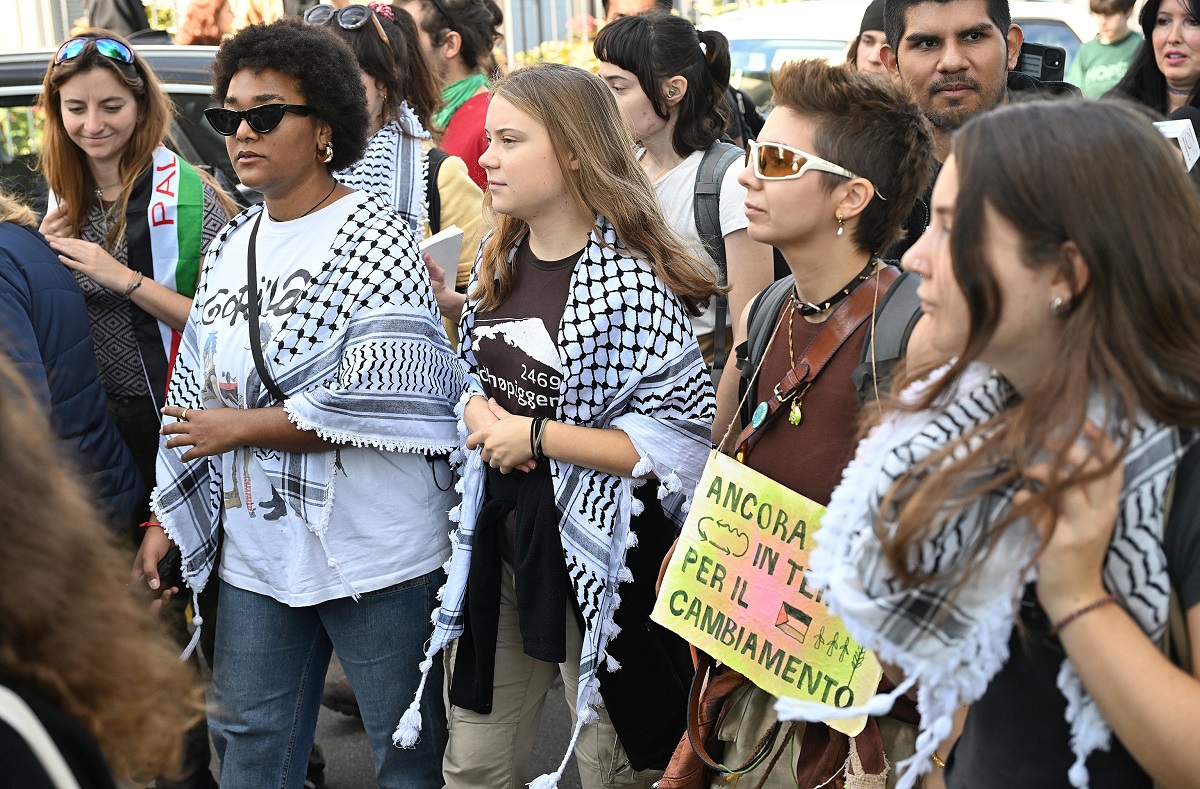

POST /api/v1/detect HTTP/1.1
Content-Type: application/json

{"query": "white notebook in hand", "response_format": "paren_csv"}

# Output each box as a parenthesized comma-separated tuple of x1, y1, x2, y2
(420, 225, 465, 288)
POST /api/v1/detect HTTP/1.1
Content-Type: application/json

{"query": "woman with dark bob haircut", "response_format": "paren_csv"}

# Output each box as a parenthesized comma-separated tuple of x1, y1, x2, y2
(136, 18, 465, 789)
(782, 100, 1200, 789)
(595, 13, 773, 377)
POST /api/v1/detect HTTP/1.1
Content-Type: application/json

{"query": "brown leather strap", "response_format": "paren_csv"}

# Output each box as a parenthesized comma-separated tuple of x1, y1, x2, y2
(685, 652, 781, 777)
(733, 266, 899, 459)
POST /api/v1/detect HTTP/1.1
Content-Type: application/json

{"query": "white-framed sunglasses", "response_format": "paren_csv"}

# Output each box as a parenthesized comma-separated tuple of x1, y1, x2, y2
(745, 141, 886, 200)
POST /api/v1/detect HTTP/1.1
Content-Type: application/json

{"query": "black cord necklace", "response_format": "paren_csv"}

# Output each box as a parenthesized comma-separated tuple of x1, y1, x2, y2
(791, 258, 879, 316)
(267, 181, 338, 222)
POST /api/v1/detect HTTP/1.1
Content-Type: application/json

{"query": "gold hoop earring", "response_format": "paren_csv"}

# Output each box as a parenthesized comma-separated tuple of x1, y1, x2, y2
(320, 142, 334, 164)
(836, 213, 845, 237)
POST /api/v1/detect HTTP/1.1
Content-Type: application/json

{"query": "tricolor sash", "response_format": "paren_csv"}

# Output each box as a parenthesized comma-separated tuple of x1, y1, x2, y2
(49, 144, 206, 405)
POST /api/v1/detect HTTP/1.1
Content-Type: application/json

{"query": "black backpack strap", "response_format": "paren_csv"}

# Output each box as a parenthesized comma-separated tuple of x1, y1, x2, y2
(736, 275, 795, 428)
(852, 267, 922, 406)
(425, 147, 448, 236)
(694, 141, 746, 387)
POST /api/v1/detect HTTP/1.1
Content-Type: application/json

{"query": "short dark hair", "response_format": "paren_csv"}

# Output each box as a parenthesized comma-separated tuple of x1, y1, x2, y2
(321, 6, 440, 136)
(210, 18, 370, 172)
(1089, 0, 1136, 15)
(594, 13, 731, 157)
(770, 59, 937, 254)
(410, 0, 503, 72)
(884, 0, 1012, 53)
(599, 0, 673, 15)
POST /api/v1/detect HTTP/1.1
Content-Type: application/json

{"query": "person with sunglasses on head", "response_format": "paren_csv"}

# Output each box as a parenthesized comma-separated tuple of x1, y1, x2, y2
(392, 61, 718, 789)
(594, 13, 774, 381)
(307, 2, 485, 350)
(396, 0, 504, 189)
(35, 39, 233, 789)
(656, 58, 936, 789)
(37, 31, 235, 539)
(781, 99, 1200, 789)
(136, 19, 465, 789)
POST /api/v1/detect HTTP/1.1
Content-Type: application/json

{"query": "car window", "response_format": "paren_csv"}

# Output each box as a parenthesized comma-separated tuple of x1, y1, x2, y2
(0, 96, 48, 216)
(729, 39, 847, 107)
(1015, 20, 1083, 74)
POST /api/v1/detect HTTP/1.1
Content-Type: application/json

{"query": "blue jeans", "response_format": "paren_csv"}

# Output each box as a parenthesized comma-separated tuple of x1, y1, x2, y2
(209, 572, 448, 789)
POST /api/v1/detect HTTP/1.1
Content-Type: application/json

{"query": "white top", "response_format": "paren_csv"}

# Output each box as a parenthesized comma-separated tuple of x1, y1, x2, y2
(651, 147, 750, 337)
(195, 191, 454, 606)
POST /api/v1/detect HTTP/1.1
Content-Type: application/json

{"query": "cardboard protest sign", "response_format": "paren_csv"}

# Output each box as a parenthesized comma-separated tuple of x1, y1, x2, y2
(651, 451, 882, 736)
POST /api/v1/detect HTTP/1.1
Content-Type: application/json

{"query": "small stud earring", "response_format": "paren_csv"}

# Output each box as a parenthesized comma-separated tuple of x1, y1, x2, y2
(320, 142, 334, 164)
(1050, 295, 1065, 316)
(836, 213, 845, 237)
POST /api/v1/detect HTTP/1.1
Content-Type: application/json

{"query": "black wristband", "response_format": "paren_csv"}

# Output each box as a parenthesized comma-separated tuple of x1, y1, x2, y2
(532, 417, 550, 460)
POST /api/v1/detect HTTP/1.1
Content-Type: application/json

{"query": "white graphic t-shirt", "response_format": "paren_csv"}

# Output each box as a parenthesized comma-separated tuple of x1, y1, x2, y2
(196, 191, 454, 605)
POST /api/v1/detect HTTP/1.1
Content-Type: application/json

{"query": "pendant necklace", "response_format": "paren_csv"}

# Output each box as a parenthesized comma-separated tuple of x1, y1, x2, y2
(95, 182, 121, 235)
(749, 258, 879, 430)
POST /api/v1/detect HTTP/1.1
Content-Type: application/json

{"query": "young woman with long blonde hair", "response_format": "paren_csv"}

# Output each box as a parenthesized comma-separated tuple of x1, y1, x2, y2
(393, 61, 719, 789)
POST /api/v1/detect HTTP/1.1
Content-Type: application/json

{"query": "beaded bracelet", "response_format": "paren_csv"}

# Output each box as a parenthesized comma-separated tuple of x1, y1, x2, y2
(124, 270, 145, 298)
(1049, 593, 1117, 636)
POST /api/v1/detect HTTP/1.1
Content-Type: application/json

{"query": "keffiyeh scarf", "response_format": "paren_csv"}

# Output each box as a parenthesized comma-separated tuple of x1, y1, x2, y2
(335, 105, 429, 236)
(392, 217, 716, 789)
(775, 362, 1189, 789)
(152, 193, 464, 652)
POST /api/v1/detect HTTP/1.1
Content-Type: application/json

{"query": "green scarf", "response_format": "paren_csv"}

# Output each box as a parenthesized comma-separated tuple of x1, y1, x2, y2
(435, 72, 490, 129)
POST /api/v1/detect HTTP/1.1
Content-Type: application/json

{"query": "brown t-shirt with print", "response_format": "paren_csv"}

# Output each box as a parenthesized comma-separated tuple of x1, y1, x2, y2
(471, 237, 581, 562)
(472, 238, 579, 419)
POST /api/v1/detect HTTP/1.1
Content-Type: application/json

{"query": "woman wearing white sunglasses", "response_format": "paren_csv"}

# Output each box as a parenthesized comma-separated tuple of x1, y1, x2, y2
(676, 59, 935, 789)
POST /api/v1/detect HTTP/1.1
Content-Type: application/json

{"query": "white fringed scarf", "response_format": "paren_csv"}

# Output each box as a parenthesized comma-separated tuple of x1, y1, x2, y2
(775, 362, 1189, 789)
(392, 217, 716, 788)
(152, 193, 464, 655)
(335, 104, 429, 236)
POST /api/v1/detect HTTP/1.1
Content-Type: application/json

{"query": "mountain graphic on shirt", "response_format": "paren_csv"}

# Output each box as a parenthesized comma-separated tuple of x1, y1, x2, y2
(474, 318, 562, 371)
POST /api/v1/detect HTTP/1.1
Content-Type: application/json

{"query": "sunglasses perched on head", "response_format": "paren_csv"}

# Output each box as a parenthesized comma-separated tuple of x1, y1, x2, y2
(204, 103, 314, 136)
(304, 4, 394, 54)
(54, 37, 135, 66)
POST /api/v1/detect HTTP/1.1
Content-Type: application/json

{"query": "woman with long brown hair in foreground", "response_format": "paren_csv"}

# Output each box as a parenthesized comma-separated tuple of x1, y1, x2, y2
(0, 350, 202, 788)
(784, 100, 1200, 789)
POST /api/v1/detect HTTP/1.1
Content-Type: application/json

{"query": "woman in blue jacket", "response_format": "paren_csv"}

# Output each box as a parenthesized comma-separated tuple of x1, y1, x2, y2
(0, 190, 141, 529)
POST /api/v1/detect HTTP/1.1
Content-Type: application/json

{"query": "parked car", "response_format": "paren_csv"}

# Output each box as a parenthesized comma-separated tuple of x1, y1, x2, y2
(0, 44, 251, 217)
(704, 0, 1099, 107)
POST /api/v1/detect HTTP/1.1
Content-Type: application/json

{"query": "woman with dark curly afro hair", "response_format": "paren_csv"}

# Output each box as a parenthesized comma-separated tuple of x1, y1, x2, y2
(135, 18, 464, 789)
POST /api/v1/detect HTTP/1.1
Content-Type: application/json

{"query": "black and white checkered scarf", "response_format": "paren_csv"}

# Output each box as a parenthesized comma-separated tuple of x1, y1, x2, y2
(392, 217, 716, 789)
(776, 362, 1188, 789)
(335, 105, 428, 236)
(151, 194, 464, 632)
